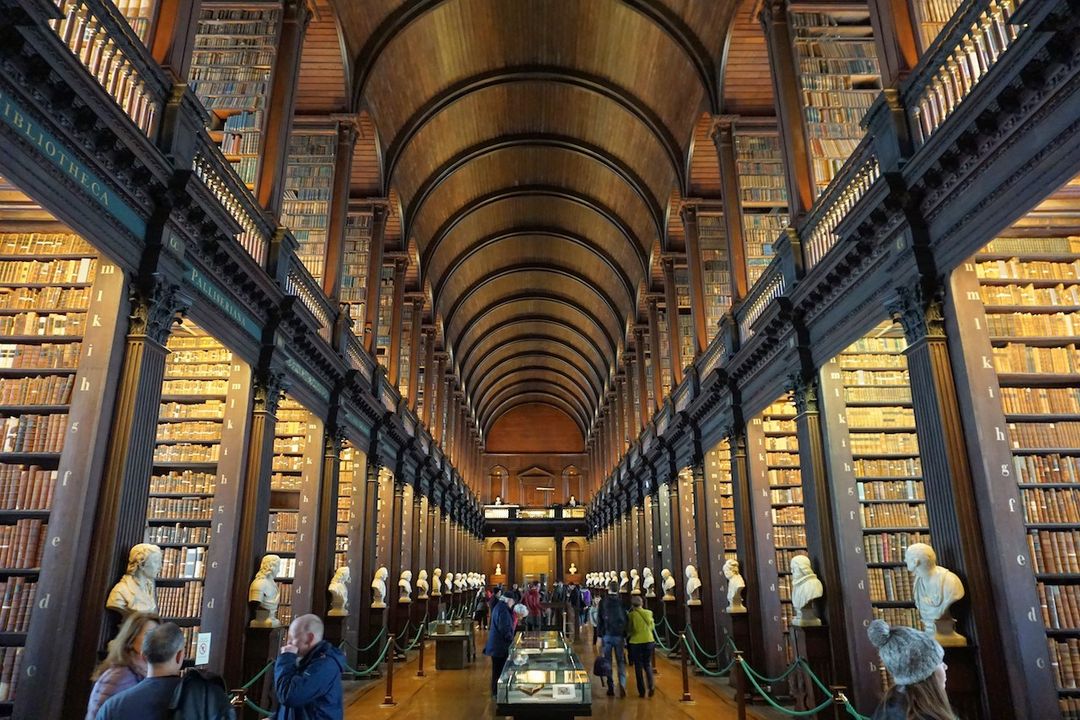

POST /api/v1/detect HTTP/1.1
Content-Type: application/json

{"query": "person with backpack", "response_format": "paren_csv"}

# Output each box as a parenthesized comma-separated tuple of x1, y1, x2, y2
(96, 622, 233, 720)
(597, 581, 629, 697)
(274, 614, 347, 720)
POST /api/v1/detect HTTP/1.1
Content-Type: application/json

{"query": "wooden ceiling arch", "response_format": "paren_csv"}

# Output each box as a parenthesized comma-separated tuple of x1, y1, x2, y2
(472, 355, 602, 409)
(464, 342, 606, 403)
(474, 366, 596, 421)
(480, 381, 592, 435)
(486, 394, 590, 439)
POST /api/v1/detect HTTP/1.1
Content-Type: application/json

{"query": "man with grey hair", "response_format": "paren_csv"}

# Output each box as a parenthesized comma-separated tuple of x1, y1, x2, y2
(95, 622, 185, 719)
(274, 613, 347, 719)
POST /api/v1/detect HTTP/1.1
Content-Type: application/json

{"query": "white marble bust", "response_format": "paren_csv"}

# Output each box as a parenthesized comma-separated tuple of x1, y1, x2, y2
(107, 543, 163, 616)
(399, 570, 413, 603)
(905, 543, 966, 645)
(619, 570, 630, 593)
(685, 565, 702, 606)
(432, 567, 443, 596)
(495, 563, 503, 576)
(630, 569, 641, 595)
(494, 496, 503, 505)
(328, 566, 350, 617)
(248, 554, 281, 627)
(568, 495, 577, 507)
(444, 570, 454, 593)
(455, 572, 465, 592)
(643, 568, 655, 597)
(661, 568, 676, 601)
(569, 562, 578, 575)
(371, 566, 389, 608)
(790, 555, 823, 626)
(724, 559, 746, 613)
(417, 569, 429, 599)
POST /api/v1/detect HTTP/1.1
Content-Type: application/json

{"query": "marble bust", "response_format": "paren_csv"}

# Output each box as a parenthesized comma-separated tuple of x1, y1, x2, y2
(790, 555, 823, 626)
(495, 563, 502, 576)
(568, 562, 577, 575)
(685, 565, 702, 606)
(724, 559, 746, 613)
(248, 554, 281, 627)
(494, 496, 503, 505)
(444, 571, 454, 594)
(661, 568, 676, 601)
(905, 543, 966, 645)
(568, 495, 577, 507)
(399, 570, 413, 603)
(328, 566, 349, 617)
(630, 569, 641, 595)
(455, 572, 465, 592)
(619, 570, 630, 593)
(643, 568, 655, 597)
(371, 566, 389, 608)
(107, 543, 163, 616)
(417, 569, 429, 599)
(432, 568, 443, 596)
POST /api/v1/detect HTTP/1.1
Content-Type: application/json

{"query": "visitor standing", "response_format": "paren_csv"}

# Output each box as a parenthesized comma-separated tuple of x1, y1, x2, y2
(274, 614, 347, 720)
(867, 619, 955, 720)
(626, 596, 655, 697)
(86, 612, 159, 720)
(524, 582, 543, 630)
(95, 623, 195, 719)
(597, 581, 628, 697)
(485, 594, 516, 698)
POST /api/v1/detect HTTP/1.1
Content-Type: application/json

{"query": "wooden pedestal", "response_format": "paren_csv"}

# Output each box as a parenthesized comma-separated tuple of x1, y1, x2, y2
(728, 611, 752, 690)
(944, 644, 985, 720)
(362, 608, 387, 670)
(686, 603, 716, 670)
(792, 623, 831, 710)
(323, 615, 345, 648)
(241, 626, 283, 720)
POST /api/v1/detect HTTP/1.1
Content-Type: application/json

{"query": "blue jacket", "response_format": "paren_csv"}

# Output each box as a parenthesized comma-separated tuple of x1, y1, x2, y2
(484, 600, 514, 658)
(273, 640, 347, 720)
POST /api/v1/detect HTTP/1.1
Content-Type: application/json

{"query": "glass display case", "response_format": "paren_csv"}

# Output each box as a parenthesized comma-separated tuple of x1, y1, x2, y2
(495, 631, 592, 718)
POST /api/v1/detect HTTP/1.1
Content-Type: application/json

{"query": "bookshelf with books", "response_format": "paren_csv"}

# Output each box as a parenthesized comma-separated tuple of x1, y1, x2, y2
(341, 212, 372, 335)
(788, 6, 883, 196)
(189, 3, 283, 187)
(268, 396, 314, 627)
(281, 129, 336, 284)
(698, 213, 732, 335)
(114, 0, 159, 43)
(657, 308, 673, 397)
(375, 267, 394, 368)
(734, 130, 789, 288)
(398, 301, 413, 398)
(675, 266, 695, 365)
(910, 0, 963, 52)
(707, 439, 738, 564)
(336, 442, 357, 570)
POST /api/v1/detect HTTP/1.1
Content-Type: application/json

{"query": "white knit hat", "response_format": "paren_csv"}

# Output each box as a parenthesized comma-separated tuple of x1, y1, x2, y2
(867, 619, 944, 685)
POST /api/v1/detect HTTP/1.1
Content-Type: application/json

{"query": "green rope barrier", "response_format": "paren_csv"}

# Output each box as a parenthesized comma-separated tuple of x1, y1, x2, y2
(244, 697, 275, 717)
(681, 636, 737, 677)
(395, 620, 426, 652)
(239, 660, 274, 690)
(738, 659, 834, 717)
(652, 629, 676, 653)
(346, 636, 393, 677)
(844, 702, 871, 720)
(740, 656, 804, 685)
(684, 624, 720, 660)
(339, 625, 387, 654)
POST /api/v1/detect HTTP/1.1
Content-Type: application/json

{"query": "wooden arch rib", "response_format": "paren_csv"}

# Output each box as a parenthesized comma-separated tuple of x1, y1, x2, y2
(403, 135, 665, 245)
(453, 294, 618, 377)
(475, 366, 595, 420)
(432, 229, 637, 321)
(442, 264, 629, 344)
(383, 67, 686, 193)
(479, 380, 591, 433)
(472, 353, 602, 408)
(485, 394, 589, 438)
(420, 186, 649, 281)
(464, 341, 605, 403)
(348, 0, 719, 118)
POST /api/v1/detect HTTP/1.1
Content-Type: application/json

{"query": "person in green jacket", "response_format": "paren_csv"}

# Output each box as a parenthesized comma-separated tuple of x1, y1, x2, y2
(626, 596, 655, 698)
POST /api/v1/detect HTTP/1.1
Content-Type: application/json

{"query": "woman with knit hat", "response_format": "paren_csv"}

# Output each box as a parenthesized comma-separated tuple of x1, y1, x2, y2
(867, 619, 955, 720)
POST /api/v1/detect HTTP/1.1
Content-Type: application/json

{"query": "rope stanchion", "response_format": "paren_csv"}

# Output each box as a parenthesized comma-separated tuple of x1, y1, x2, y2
(416, 626, 426, 677)
(737, 658, 833, 717)
(339, 625, 387, 655)
(342, 634, 393, 677)
(683, 636, 737, 677)
(228, 660, 276, 716)
(685, 624, 719, 660)
(678, 632, 694, 704)
(244, 697, 275, 717)
(380, 633, 397, 707)
(734, 651, 747, 720)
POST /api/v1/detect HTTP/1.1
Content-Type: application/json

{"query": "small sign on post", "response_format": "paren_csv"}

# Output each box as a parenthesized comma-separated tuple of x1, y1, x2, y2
(196, 633, 212, 666)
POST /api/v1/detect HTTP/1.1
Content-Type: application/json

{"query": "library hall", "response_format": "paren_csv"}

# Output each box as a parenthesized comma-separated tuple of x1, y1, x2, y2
(0, 0, 1076, 718)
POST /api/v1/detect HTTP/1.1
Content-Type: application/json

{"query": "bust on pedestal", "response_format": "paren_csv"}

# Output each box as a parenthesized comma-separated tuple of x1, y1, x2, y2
(724, 559, 746, 613)
(906, 543, 966, 646)
(417, 569, 429, 599)
(661, 568, 675, 601)
(643, 568, 655, 598)
(399, 570, 413, 604)
(790, 555, 823, 627)
(106, 543, 163, 616)
(619, 570, 630, 593)
(630, 569, 641, 595)
(248, 554, 282, 627)
(685, 565, 702, 606)
(328, 566, 350, 617)
(432, 567, 443, 596)
(371, 566, 389, 608)
(568, 562, 577, 576)
(444, 571, 454, 594)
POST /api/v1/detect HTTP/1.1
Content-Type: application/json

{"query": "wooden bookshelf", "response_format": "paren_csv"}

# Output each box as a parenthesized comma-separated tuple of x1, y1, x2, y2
(189, 3, 282, 188)
(967, 226, 1080, 715)
(657, 308, 673, 396)
(788, 6, 883, 196)
(398, 302, 414, 397)
(340, 212, 371, 335)
(706, 439, 736, 564)
(734, 130, 789, 288)
(375, 267, 394, 368)
(336, 442, 356, 570)
(113, 0, 159, 43)
(909, 0, 964, 52)
(0, 231, 102, 705)
(269, 396, 310, 627)
(281, 129, 336, 284)
(675, 266, 695, 365)
(698, 213, 732, 334)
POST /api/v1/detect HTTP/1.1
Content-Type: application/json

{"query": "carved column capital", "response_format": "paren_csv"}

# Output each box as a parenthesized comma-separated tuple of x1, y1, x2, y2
(254, 367, 289, 415)
(128, 275, 191, 345)
(886, 283, 945, 343)
(788, 372, 819, 415)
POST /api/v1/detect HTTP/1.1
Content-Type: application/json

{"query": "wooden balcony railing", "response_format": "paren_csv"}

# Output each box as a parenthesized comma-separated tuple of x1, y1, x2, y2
(192, 134, 271, 266)
(284, 256, 335, 344)
(802, 137, 881, 269)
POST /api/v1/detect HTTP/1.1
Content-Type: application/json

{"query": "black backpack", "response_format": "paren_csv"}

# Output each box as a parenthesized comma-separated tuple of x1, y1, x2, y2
(169, 669, 235, 720)
(600, 596, 628, 636)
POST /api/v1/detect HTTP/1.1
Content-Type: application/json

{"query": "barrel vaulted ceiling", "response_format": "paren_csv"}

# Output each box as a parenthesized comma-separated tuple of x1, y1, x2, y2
(325, 0, 743, 440)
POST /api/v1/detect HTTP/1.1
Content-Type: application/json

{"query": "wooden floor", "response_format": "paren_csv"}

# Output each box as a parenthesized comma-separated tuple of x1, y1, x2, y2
(343, 627, 748, 720)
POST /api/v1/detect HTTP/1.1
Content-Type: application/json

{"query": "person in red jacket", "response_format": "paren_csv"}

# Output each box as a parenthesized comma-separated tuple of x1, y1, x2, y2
(523, 582, 543, 631)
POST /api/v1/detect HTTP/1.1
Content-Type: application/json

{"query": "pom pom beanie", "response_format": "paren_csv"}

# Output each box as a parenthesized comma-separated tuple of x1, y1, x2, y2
(867, 619, 944, 686)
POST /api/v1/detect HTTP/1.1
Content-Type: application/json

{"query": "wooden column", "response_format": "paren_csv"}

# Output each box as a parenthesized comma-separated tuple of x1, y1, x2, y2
(650, 488, 664, 575)
(363, 204, 388, 352)
(615, 375, 626, 458)
(406, 298, 424, 407)
(868, 0, 920, 87)
(356, 442, 385, 652)
(342, 441, 370, 661)
(646, 297, 664, 407)
(421, 330, 436, 425)
(711, 117, 750, 301)
(322, 122, 358, 301)
(634, 328, 650, 427)
(432, 355, 446, 442)
(224, 368, 285, 678)
(387, 480, 406, 633)
(409, 488, 423, 580)
(887, 284, 1013, 718)
(625, 358, 638, 439)
(291, 417, 326, 617)
(661, 258, 684, 386)
(254, 0, 310, 219)
(679, 202, 709, 356)
(760, 0, 814, 220)
(666, 478, 685, 630)
(728, 424, 765, 666)
(690, 457, 719, 655)
(426, 501, 438, 577)
(386, 259, 408, 388)
(148, 0, 202, 82)
(636, 502, 648, 575)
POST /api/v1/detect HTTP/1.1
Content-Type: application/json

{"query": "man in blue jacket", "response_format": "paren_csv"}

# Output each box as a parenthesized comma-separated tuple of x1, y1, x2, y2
(483, 593, 517, 698)
(274, 614, 347, 720)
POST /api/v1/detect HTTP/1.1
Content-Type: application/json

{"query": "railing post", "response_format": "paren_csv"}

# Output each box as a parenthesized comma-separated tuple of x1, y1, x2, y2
(679, 632, 693, 703)
(831, 686, 848, 720)
(381, 635, 396, 707)
(734, 651, 746, 720)
(417, 627, 426, 677)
